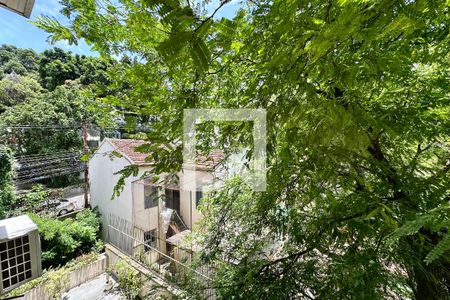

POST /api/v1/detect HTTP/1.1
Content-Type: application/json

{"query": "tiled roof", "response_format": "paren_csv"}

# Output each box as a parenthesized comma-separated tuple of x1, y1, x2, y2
(107, 139, 151, 165)
(194, 150, 225, 170)
(106, 139, 224, 169)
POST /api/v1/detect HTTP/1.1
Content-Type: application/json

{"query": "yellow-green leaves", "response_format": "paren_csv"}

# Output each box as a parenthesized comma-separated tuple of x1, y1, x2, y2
(32, 16, 78, 45)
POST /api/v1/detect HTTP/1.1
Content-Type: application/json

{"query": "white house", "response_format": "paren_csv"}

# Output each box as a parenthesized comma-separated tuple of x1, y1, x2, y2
(89, 138, 225, 263)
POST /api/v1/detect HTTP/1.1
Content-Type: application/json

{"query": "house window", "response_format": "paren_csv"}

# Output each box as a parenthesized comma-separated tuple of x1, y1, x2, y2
(196, 190, 203, 208)
(143, 229, 157, 252)
(0, 235, 33, 290)
(165, 189, 180, 214)
(144, 186, 158, 209)
(87, 140, 99, 148)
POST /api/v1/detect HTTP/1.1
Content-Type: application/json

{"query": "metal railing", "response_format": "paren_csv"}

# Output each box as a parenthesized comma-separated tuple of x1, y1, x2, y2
(106, 214, 216, 299)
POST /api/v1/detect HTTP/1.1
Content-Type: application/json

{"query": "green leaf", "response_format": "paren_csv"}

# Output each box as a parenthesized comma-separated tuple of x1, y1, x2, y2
(190, 38, 210, 74)
(425, 234, 450, 264)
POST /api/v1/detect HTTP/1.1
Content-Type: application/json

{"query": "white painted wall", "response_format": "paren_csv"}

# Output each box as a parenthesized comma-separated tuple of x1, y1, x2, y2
(90, 141, 241, 239)
(179, 168, 215, 228)
(132, 182, 159, 232)
(131, 168, 215, 232)
(89, 140, 133, 232)
(89, 140, 152, 236)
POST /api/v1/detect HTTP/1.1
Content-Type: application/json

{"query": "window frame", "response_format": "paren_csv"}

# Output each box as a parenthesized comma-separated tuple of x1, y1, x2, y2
(143, 229, 157, 252)
(144, 185, 158, 209)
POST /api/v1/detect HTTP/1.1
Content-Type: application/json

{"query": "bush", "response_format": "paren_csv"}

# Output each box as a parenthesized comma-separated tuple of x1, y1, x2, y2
(114, 258, 142, 300)
(29, 208, 102, 269)
(6, 184, 50, 217)
(0, 145, 14, 219)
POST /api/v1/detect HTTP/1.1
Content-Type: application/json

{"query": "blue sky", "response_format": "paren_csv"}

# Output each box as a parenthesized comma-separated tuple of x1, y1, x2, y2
(0, 0, 242, 56)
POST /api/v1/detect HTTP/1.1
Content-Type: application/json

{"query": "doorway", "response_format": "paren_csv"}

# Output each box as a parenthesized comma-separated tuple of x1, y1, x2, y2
(165, 189, 180, 215)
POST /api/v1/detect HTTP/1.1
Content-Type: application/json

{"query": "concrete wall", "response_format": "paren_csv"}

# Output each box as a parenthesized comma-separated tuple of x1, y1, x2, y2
(89, 140, 151, 235)
(132, 182, 159, 232)
(13, 255, 107, 300)
(89, 141, 133, 232)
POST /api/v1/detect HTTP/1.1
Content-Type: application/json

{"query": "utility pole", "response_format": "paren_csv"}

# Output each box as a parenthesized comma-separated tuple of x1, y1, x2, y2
(82, 123, 90, 208)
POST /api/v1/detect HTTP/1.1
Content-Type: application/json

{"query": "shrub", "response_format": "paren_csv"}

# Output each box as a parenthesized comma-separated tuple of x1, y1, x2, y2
(0, 145, 14, 218)
(29, 208, 102, 268)
(114, 258, 142, 300)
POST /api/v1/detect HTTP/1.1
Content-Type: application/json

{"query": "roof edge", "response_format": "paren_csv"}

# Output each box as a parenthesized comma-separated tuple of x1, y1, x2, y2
(91, 138, 135, 165)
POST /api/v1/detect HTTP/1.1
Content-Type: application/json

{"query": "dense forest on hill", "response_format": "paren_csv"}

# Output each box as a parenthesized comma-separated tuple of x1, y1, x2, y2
(0, 44, 115, 155)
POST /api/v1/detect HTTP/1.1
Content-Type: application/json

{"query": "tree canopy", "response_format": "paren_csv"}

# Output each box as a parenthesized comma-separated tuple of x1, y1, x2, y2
(35, 0, 450, 299)
(0, 45, 118, 190)
(0, 45, 116, 154)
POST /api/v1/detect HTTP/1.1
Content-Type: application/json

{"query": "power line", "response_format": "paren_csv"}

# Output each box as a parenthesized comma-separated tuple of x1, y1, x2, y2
(15, 164, 82, 179)
(14, 151, 83, 183)
(16, 154, 81, 164)
(15, 161, 83, 177)
(16, 154, 81, 165)
(0, 124, 152, 131)
(15, 150, 80, 160)
(0, 125, 82, 130)
(14, 168, 84, 185)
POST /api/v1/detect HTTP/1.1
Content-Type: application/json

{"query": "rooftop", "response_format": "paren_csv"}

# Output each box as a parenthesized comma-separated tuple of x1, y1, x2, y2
(107, 138, 151, 166)
(106, 138, 224, 170)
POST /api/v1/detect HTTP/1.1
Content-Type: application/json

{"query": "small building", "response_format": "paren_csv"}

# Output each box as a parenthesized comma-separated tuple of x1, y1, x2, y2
(89, 138, 227, 264)
(0, 215, 41, 294)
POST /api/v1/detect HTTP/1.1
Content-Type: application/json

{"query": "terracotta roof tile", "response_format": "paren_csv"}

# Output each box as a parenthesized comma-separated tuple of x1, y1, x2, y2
(107, 139, 151, 165)
(194, 150, 225, 170)
(106, 139, 224, 169)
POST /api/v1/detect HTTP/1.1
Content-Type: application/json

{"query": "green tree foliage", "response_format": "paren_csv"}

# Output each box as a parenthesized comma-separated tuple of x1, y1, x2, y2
(36, 0, 450, 299)
(39, 48, 82, 91)
(6, 184, 51, 217)
(0, 44, 113, 91)
(2, 60, 27, 76)
(0, 74, 42, 113)
(113, 258, 142, 299)
(0, 45, 116, 188)
(1, 83, 84, 154)
(0, 45, 39, 76)
(37, 47, 115, 91)
(0, 81, 115, 155)
(29, 208, 101, 268)
(0, 87, 113, 188)
(0, 145, 15, 219)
